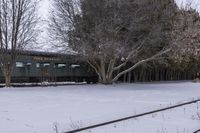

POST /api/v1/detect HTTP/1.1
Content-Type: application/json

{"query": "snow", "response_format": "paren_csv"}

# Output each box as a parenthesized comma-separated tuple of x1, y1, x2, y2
(0, 82, 200, 133)
(0, 81, 87, 87)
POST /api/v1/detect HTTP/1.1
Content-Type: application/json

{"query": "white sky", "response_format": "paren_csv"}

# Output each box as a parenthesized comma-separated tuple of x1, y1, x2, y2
(37, 0, 200, 18)
(38, 0, 200, 20)
(37, 0, 51, 51)
(175, 0, 200, 10)
(37, 0, 200, 51)
(39, 0, 50, 20)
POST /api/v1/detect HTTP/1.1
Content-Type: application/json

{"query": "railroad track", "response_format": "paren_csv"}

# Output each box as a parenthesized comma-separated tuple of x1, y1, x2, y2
(194, 129, 200, 133)
(65, 99, 200, 133)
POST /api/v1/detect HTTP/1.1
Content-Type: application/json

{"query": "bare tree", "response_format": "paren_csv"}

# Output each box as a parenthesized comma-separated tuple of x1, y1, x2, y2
(50, 0, 200, 84)
(169, 7, 200, 80)
(171, 8, 200, 61)
(0, 0, 39, 87)
(49, 0, 177, 84)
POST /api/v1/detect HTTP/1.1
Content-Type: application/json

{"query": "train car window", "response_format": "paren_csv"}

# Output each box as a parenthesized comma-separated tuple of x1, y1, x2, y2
(16, 62, 24, 68)
(43, 63, 50, 67)
(36, 63, 40, 68)
(26, 63, 32, 66)
(70, 64, 80, 68)
(56, 63, 66, 68)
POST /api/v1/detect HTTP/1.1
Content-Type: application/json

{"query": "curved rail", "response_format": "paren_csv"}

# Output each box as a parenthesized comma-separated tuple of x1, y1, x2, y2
(64, 99, 200, 133)
(194, 129, 200, 133)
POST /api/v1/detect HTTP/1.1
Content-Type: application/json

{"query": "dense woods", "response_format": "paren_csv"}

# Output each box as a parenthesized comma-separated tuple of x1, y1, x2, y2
(50, 0, 200, 84)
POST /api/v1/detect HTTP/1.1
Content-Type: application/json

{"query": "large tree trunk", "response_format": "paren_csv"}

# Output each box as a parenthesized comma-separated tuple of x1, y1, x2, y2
(5, 72, 11, 87)
(2, 64, 13, 87)
(98, 69, 113, 84)
(88, 59, 115, 84)
(100, 77, 113, 84)
(99, 64, 113, 84)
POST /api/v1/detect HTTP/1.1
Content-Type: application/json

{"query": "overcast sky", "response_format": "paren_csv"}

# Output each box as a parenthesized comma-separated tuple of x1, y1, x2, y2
(175, 0, 200, 10)
(38, 0, 200, 19)
(39, 0, 50, 19)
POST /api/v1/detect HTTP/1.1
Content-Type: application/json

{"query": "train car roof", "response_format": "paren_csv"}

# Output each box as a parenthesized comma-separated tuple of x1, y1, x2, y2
(17, 50, 77, 58)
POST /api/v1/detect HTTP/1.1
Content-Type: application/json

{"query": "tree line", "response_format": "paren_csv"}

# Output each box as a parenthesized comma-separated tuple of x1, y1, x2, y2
(49, 0, 200, 84)
(0, 0, 200, 86)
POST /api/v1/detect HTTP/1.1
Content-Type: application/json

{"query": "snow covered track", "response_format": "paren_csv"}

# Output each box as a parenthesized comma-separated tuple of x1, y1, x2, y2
(1, 83, 200, 133)
(194, 129, 200, 133)
(65, 99, 200, 133)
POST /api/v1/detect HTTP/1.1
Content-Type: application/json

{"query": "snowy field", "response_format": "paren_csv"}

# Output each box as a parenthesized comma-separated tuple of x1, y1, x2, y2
(0, 82, 200, 133)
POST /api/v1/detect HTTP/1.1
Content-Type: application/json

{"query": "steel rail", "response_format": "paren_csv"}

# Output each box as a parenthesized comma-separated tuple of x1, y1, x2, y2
(64, 99, 200, 133)
(194, 129, 200, 133)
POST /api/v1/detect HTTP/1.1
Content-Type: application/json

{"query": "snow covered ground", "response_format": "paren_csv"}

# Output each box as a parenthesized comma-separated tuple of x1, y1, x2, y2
(0, 82, 200, 133)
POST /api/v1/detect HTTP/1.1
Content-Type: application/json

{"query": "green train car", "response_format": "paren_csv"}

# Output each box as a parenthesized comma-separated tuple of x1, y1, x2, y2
(0, 51, 98, 83)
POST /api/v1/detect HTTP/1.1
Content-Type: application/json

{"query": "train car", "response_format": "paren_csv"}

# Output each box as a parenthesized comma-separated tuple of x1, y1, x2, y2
(0, 51, 98, 84)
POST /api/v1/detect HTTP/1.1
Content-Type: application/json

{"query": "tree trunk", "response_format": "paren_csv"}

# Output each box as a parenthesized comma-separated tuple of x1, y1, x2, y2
(128, 72, 131, 83)
(2, 64, 13, 87)
(100, 76, 113, 84)
(123, 73, 127, 83)
(5, 73, 11, 87)
(5, 69, 11, 87)
(98, 69, 113, 84)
